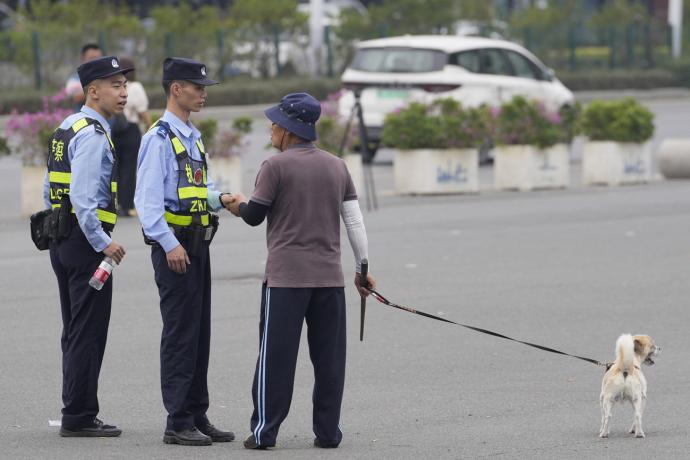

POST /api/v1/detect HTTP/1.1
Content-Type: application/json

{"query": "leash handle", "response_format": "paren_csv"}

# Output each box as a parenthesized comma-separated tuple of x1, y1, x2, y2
(360, 259, 369, 288)
(359, 259, 368, 342)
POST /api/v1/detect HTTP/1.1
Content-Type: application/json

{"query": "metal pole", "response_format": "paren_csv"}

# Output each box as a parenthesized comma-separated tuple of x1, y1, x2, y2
(668, 0, 683, 59)
(217, 29, 225, 82)
(309, 0, 324, 77)
(31, 31, 41, 90)
(164, 33, 173, 58)
(325, 25, 334, 78)
(272, 25, 281, 77)
(98, 30, 107, 54)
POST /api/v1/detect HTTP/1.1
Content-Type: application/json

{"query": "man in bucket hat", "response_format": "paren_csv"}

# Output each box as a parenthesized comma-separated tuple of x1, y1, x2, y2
(225, 92, 376, 450)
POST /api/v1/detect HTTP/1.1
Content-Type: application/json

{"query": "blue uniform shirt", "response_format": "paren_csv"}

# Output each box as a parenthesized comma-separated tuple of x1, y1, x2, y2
(43, 106, 115, 253)
(134, 110, 222, 253)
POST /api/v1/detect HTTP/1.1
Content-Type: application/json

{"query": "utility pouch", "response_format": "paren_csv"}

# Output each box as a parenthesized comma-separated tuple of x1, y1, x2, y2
(56, 194, 73, 240)
(208, 214, 219, 244)
(29, 209, 53, 251)
(185, 226, 204, 257)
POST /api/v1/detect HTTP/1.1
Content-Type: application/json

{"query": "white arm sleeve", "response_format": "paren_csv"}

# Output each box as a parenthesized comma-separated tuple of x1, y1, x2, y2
(341, 199, 368, 273)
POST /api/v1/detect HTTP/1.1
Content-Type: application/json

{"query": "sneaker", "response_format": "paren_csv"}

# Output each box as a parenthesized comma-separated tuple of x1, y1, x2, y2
(243, 434, 271, 450)
(59, 418, 122, 437)
(163, 427, 212, 446)
(197, 422, 235, 442)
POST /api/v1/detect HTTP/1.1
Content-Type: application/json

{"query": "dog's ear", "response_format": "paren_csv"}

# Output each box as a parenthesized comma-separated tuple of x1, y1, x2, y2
(633, 337, 646, 356)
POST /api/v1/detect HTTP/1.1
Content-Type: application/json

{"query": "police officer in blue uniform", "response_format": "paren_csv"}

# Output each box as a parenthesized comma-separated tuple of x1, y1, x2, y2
(44, 56, 131, 437)
(134, 57, 235, 446)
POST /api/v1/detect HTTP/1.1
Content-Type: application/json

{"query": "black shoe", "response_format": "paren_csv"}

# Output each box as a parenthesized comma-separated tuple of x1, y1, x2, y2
(314, 438, 340, 448)
(243, 434, 271, 450)
(163, 428, 212, 446)
(59, 418, 122, 437)
(197, 422, 235, 442)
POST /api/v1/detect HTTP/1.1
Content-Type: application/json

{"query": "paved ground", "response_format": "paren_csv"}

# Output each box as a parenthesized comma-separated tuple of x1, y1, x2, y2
(1, 157, 690, 458)
(1, 89, 689, 459)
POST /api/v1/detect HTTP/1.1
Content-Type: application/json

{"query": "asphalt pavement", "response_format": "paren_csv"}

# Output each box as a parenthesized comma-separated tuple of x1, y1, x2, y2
(2, 162, 690, 459)
(1, 90, 689, 459)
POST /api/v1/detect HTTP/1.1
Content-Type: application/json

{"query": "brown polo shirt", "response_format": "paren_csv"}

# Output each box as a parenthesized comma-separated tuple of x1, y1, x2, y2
(250, 143, 358, 288)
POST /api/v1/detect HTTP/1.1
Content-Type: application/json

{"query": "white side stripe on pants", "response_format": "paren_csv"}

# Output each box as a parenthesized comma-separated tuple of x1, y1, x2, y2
(254, 287, 271, 445)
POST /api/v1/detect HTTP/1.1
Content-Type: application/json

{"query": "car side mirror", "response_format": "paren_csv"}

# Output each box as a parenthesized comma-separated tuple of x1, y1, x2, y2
(544, 68, 555, 82)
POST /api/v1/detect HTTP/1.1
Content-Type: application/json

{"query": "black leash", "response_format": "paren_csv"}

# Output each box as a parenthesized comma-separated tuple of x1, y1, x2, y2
(365, 287, 609, 368)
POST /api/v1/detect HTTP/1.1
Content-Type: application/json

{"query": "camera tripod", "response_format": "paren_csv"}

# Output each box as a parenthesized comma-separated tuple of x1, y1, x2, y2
(337, 89, 378, 211)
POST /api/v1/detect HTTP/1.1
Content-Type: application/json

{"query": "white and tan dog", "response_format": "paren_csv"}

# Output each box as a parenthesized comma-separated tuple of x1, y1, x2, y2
(599, 334, 660, 438)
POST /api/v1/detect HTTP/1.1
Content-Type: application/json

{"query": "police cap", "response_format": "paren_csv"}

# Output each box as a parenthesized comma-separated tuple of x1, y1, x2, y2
(163, 57, 218, 86)
(78, 56, 133, 88)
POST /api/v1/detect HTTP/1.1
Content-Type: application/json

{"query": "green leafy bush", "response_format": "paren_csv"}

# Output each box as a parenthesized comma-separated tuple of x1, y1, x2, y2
(493, 96, 562, 148)
(581, 98, 654, 143)
(196, 118, 218, 147)
(381, 103, 444, 149)
(434, 98, 492, 149)
(316, 90, 358, 156)
(381, 99, 490, 150)
(0, 136, 10, 156)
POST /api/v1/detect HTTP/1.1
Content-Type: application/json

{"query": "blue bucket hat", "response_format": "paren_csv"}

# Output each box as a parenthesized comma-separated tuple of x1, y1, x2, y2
(265, 92, 321, 141)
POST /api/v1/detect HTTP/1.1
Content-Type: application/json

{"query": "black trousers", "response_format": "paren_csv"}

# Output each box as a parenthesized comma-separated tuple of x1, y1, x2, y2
(49, 225, 112, 429)
(112, 122, 141, 211)
(151, 244, 212, 431)
(250, 284, 346, 447)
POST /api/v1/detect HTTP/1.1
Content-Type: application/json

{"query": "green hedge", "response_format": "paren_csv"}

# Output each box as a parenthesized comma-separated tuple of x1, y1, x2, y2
(558, 69, 682, 91)
(0, 78, 342, 115)
(4, 68, 690, 114)
(147, 77, 342, 109)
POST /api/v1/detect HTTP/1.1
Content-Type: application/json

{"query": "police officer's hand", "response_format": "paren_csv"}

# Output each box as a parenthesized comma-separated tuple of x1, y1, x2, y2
(354, 272, 376, 298)
(103, 241, 126, 264)
(167, 244, 190, 274)
(226, 193, 247, 217)
(220, 192, 236, 209)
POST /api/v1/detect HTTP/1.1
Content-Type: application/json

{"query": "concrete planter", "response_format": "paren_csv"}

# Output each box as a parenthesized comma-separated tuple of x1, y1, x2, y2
(393, 148, 478, 195)
(342, 153, 364, 197)
(22, 165, 45, 217)
(583, 141, 651, 186)
(494, 144, 569, 191)
(209, 156, 242, 193)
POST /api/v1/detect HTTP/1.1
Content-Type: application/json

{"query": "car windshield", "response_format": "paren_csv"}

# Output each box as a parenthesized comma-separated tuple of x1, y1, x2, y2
(350, 47, 447, 73)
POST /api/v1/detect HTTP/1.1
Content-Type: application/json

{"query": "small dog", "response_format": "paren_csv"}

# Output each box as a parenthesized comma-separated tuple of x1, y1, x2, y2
(599, 334, 660, 438)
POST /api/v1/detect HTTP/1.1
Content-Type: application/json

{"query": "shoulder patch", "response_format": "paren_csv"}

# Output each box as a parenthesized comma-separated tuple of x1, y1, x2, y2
(92, 123, 105, 135)
(155, 120, 170, 139)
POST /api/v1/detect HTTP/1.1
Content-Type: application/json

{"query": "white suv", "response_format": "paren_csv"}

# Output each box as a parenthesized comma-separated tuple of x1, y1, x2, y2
(338, 35, 574, 150)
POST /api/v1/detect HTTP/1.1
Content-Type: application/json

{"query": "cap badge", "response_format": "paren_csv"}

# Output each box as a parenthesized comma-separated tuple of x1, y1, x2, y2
(201, 66, 206, 76)
(111, 59, 119, 68)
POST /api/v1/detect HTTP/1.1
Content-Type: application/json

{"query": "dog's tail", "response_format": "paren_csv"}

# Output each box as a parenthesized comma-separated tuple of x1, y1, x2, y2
(616, 334, 635, 378)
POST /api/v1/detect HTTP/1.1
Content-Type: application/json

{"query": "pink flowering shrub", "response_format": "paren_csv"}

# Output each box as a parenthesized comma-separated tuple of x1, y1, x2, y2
(381, 98, 490, 150)
(4, 89, 72, 166)
(493, 96, 564, 148)
(208, 117, 252, 159)
(317, 91, 358, 157)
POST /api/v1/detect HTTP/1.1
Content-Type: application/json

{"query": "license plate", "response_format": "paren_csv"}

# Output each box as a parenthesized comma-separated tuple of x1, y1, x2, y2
(377, 89, 409, 99)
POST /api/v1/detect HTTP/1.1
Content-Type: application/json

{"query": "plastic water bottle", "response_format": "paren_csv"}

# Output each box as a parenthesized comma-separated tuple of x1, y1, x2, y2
(89, 257, 115, 290)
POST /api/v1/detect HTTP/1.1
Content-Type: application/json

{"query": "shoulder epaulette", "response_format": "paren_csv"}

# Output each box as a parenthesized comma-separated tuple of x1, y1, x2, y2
(92, 122, 105, 135)
(154, 120, 170, 139)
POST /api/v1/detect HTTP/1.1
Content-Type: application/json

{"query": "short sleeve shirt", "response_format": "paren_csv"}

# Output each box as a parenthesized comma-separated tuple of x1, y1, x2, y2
(251, 143, 357, 288)
(123, 81, 149, 124)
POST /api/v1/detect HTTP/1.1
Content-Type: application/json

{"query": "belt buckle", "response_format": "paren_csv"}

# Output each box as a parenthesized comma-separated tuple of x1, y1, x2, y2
(204, 226, 213, 241)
